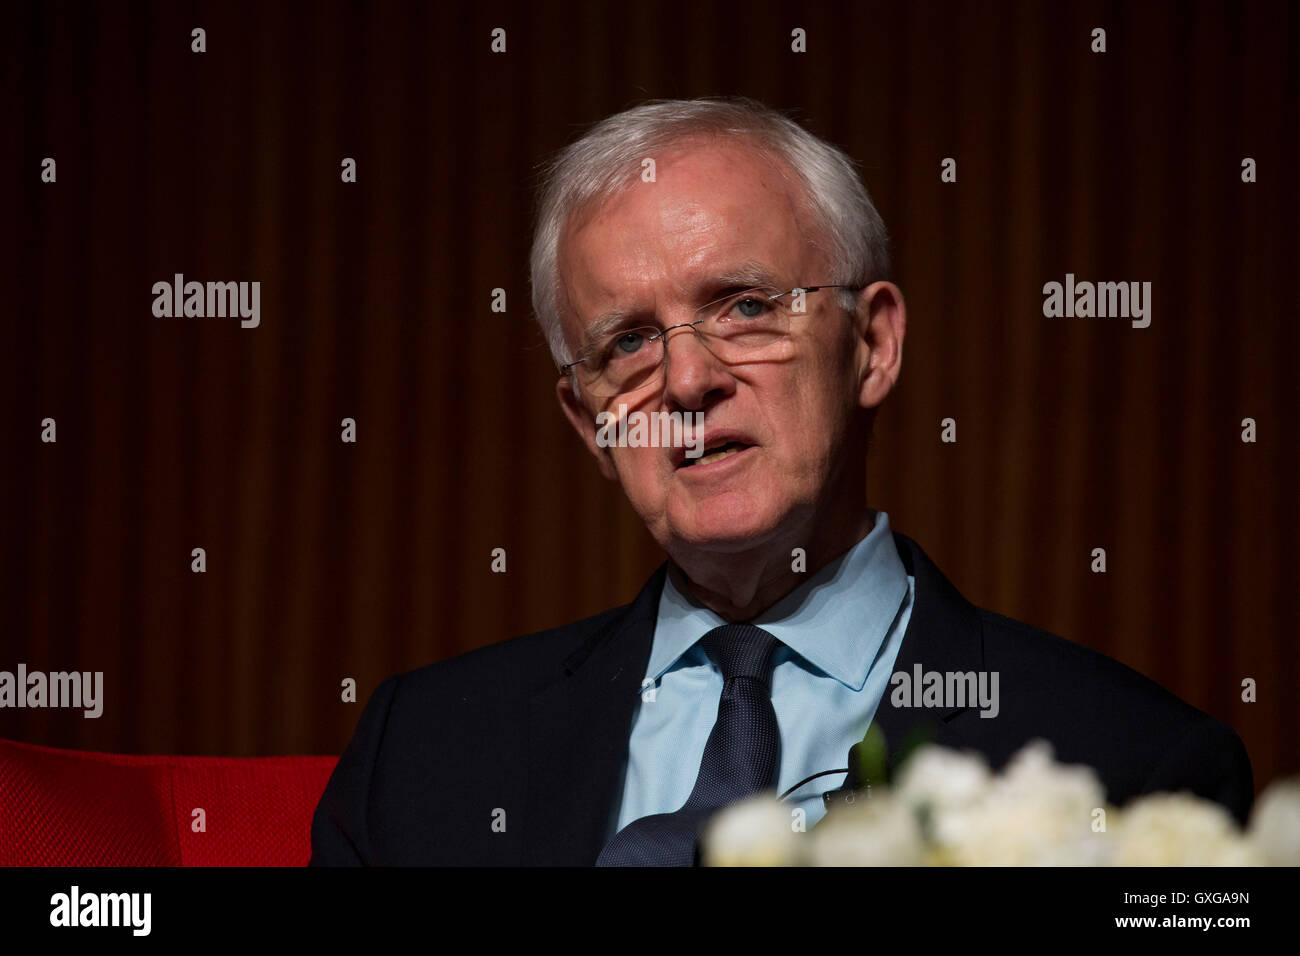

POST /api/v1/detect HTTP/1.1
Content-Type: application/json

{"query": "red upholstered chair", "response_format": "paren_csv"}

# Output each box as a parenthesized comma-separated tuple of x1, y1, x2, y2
(0, 739, 338, 866)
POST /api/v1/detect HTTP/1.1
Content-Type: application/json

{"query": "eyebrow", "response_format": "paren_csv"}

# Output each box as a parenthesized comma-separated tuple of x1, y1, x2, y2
(712, 260, 785, 291)
(577, 261, 787, 353)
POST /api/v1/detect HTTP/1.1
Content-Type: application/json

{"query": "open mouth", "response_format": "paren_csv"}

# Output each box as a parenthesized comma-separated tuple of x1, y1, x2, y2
(680, 440, 752, 468)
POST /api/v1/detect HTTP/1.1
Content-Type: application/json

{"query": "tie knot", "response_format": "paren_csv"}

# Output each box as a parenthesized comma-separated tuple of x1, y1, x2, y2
(699, 624, 780, 686)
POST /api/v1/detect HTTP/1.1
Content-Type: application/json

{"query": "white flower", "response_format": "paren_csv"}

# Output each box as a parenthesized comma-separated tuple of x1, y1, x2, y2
(767, 739, 1273, 867)
(807, 793, 925, 866)
(1111, 793, 1264, 866)
(895, 745, 992, 814)
(700, 794, 805, 866)
(1247, 777, 1300, 865)
(936, 740, 1111, 866)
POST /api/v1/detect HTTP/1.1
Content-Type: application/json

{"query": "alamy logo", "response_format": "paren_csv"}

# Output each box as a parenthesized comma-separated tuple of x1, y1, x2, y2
(889, 664, 1000, 718)
(0, 664, 102, 718)
(152, 274, 260, 328)
(595, 405, 706, 458)
(1042, 273, 1151, 328)
(50, 886, 151, 936)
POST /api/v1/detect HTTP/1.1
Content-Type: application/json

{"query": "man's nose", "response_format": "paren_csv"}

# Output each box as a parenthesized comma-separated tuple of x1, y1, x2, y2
(659, 324, 734, 409)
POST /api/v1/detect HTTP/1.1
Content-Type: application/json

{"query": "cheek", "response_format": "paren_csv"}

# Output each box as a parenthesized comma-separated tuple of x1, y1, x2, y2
(772, 367, 833, 427)
(611, 448, 669, 500)
(769, 379, 853, 474)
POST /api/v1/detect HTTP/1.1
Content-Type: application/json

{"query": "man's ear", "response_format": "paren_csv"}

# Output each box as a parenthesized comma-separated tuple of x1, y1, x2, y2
(557, 376, 619, 481)
(851, 281, 906, 410)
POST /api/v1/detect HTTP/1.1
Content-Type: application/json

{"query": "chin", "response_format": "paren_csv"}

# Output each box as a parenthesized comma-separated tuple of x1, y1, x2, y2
(661, 494, 790, 555)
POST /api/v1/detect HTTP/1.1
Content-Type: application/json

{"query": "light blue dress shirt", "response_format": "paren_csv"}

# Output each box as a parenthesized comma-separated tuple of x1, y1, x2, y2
(608, 510, 915, 840)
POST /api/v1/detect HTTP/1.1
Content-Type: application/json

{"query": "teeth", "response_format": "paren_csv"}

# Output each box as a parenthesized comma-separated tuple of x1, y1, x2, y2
(690, 443, 744, 467)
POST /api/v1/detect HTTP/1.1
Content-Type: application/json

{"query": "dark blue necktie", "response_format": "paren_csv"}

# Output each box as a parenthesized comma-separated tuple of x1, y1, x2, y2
(596, 623, 782, 866)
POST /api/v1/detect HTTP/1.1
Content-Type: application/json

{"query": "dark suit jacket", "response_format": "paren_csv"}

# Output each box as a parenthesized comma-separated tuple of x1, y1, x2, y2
(310, 532, 1254, 865)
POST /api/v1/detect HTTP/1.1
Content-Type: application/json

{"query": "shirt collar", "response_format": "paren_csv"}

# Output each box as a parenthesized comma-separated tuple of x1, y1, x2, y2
(648, 510, 911, 691)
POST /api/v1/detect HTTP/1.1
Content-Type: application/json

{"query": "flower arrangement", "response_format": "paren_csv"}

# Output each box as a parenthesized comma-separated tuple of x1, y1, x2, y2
(701, 740, 1300, 866)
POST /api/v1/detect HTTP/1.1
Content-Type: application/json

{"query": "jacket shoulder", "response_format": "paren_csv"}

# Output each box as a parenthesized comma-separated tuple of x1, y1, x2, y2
(978, 607, 1203, 721)
(310, 599, 640, 864)
(971, 607, 1252, 821)
(390, 600, 633, 708)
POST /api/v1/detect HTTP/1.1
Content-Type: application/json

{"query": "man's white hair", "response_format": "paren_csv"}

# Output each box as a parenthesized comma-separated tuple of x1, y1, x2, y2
(529, 96, 891, 367)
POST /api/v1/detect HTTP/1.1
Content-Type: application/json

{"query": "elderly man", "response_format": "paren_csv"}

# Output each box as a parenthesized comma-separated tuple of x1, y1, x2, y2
(311, 97, 1252, 866)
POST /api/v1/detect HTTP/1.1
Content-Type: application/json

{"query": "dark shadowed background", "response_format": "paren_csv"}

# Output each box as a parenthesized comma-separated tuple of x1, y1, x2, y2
(1, 0, 1296, 792)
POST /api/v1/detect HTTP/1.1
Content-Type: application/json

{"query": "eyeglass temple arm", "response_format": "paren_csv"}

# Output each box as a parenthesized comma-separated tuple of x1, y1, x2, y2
(775, 283, 863, 298)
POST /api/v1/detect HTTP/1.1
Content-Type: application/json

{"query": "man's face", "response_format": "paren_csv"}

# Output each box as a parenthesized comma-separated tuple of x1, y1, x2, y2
(556, 140, 871, 557)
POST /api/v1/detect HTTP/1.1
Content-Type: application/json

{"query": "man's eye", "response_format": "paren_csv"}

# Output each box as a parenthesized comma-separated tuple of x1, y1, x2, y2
(733, 296, 770, 319)
(610, 331, 647, 358)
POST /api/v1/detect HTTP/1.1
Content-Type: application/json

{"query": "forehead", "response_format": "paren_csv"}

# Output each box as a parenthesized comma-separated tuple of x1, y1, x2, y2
(557, 140, 823, 332)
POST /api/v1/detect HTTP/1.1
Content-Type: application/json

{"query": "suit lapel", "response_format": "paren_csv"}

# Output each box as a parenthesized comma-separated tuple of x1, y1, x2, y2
(523, 565, 665, 865)
(866, 533, 987, 775)
(522, 533, 988, 860)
